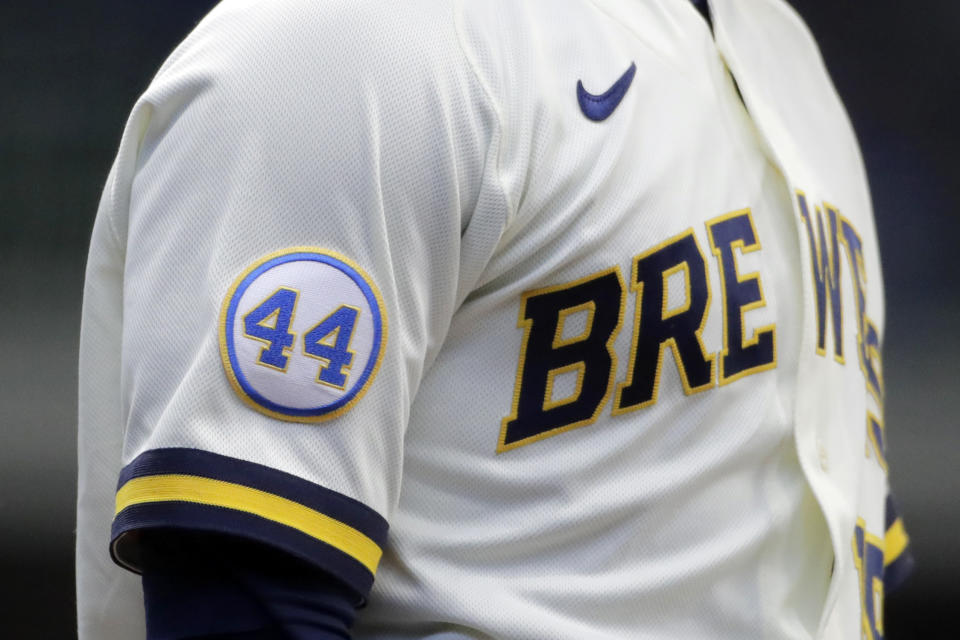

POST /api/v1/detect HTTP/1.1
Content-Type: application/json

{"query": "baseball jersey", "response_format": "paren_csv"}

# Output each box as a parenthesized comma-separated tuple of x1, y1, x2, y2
(77, 0, 909, 638)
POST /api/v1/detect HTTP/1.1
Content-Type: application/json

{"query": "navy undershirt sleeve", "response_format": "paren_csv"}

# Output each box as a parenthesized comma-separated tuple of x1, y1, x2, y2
(139, 529, 358, 640)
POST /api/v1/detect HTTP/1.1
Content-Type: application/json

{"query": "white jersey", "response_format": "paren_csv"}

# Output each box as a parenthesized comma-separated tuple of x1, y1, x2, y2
(77, 0, 909, 638)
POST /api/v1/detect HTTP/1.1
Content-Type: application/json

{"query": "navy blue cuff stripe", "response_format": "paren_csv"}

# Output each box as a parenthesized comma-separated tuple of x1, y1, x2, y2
(112, 502, 376, 597)
(116, 448, 388, 548)
(112, 448, 389, 598)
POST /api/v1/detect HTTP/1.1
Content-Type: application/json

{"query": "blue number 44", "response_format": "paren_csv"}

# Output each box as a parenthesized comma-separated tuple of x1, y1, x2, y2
(243, 288, 298, 371)
(243, 289, 360, 387)
(304, 306, 359, 389)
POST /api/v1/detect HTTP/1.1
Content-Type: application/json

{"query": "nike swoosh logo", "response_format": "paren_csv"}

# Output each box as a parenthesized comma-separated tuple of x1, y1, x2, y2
(577, 62, 637, 122)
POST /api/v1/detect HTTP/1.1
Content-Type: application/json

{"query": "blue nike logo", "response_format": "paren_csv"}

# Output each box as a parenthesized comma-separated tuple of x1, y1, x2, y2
(577, 62, 636, 122)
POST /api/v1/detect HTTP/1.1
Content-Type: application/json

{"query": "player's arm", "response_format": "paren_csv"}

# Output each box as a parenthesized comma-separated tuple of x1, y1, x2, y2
(86, 1, 504, 636)
(138, 530, 356, 639)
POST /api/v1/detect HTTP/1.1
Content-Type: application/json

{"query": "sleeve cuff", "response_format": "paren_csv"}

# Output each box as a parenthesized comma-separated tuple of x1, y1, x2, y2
(111, 447, 389, 598)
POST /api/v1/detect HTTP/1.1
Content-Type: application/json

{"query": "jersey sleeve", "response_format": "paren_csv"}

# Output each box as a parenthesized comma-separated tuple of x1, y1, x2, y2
(99, 0, 505, 599)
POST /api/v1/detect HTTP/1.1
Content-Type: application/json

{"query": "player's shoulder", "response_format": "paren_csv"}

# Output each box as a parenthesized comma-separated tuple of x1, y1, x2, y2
(144, 0, 482, 105)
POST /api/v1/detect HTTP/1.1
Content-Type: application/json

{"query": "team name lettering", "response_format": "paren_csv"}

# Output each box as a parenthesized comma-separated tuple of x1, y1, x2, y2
(797, 190, 893, 632)
(796, 191, 883, 401)
(707, 210, 777, 384)
(614, 229, 715, 414)
(853, 519, 885, 640)
(501, 198, 884, 452)
(500, 209, 776, 451)
(499, 268, 625, 448)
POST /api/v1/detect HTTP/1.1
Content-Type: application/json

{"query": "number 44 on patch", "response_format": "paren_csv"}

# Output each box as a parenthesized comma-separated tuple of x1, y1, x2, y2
(244, 286, 358, 390)
(219, 248, 388, 423)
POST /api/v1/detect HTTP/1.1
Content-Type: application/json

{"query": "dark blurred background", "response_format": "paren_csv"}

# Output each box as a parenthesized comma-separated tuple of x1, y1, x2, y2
(1, 1, 956, 637)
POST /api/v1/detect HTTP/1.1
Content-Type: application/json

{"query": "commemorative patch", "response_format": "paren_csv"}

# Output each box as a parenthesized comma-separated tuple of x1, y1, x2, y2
(219, 248, 387, 422)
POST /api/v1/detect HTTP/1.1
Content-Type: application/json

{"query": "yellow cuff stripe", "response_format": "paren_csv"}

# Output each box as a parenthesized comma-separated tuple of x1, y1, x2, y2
(115, 474, 383, 574)
(884, 518, 909, 568)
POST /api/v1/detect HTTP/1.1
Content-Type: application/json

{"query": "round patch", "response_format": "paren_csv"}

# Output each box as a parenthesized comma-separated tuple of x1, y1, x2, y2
(219, 248, 387, 422)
